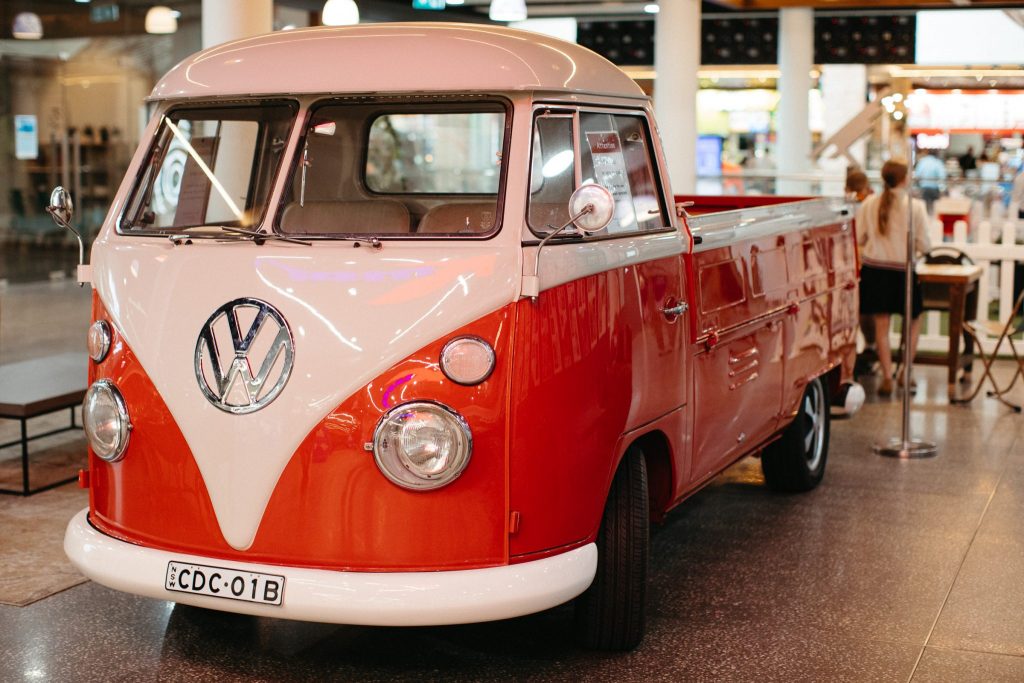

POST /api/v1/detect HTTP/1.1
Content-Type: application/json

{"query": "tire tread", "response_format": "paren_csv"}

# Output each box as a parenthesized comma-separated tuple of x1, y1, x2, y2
(574, 449, 648, 650)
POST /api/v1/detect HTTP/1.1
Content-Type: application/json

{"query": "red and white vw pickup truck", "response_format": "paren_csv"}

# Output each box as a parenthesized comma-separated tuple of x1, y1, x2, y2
(60, 24, 860, 650)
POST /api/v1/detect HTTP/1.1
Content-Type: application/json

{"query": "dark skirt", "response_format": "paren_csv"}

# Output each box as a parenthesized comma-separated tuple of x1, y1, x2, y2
(859, 264, 923, 318)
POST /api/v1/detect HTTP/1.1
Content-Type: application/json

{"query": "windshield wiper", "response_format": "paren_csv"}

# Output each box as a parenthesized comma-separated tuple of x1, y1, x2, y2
(169, 225, 311, 246)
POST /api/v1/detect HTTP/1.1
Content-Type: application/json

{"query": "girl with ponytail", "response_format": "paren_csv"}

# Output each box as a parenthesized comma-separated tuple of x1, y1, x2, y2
(856, 160, 932, 396)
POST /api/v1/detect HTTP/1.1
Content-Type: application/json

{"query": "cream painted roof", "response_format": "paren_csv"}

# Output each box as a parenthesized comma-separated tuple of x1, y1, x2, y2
(150, 23, 646, 101)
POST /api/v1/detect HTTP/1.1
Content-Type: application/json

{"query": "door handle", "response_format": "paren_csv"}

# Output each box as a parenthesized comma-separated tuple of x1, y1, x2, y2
(661, 301, 688, 319)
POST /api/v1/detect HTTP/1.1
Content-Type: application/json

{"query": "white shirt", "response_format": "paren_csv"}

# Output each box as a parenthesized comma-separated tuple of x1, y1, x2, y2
(856, 190, 931, 268)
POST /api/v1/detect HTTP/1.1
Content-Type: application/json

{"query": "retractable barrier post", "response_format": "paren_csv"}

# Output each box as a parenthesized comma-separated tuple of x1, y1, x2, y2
(875, 138, 938, 459)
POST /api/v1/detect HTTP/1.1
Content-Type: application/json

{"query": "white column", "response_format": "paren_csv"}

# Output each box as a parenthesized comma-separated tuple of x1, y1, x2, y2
(654, 0, 701, 196)
(776, 7, 814, 196)
(820, 64, 868, 195)
(202, 0, 273, 49)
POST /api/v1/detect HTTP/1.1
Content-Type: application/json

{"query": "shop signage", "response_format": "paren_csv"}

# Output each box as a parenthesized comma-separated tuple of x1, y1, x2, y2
(412, 0, 445, 9)
(14, 115, 38, 160)
(907, 91, 1024, 133)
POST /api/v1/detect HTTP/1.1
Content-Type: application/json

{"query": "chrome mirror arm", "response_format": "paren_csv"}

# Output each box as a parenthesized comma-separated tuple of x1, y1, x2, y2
(522, 203, 594, 301)
(46, 206, 85, 268)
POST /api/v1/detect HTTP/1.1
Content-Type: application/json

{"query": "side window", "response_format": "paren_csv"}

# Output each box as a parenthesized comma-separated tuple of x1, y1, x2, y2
(528, 113, 574, 232)
(579, 112, 666, 234)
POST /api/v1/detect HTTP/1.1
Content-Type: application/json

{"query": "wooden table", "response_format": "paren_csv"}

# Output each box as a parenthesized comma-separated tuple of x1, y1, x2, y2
(0, 352, 87, 495)
(915, 263, 983, 399)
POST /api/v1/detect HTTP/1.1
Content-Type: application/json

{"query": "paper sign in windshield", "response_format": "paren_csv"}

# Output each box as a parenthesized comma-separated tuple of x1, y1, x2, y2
(173, 136, 218, 228)
(586, 131, 636, 233)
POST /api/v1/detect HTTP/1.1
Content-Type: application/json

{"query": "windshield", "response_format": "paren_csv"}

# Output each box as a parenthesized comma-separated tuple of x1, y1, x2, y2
(121, 102, 296, 232)
(277, 99, 508, 238)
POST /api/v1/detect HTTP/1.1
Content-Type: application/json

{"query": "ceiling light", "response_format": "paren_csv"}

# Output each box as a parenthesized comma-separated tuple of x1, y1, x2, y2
(448, 0, 465, 4)
(644, 3, 659, 13)
(12, 12, 43, 40)
(322, 0, 359, 25)
(145, 6, 177, 34)
(489, 0, 527, 22)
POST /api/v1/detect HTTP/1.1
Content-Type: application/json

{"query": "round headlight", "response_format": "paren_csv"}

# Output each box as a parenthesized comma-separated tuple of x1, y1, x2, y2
(87, 320, 111, 363)
(83, 379, 131, 462)
(373, 401, 472, 490)
(440, 336, 495, 386)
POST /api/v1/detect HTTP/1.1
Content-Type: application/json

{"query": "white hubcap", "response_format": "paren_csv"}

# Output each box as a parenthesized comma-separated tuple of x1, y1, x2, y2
(803, 381, 825, 471)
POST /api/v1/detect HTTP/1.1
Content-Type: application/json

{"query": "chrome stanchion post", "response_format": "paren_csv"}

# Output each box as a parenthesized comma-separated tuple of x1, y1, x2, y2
(875, 137, 938, 459)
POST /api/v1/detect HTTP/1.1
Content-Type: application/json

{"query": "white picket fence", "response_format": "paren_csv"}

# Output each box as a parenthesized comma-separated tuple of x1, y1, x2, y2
(916, 203, 1024, 355)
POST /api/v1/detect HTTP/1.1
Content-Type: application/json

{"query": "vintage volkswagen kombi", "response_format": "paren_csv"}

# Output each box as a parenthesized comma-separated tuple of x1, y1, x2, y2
(62, 24, 859, 650)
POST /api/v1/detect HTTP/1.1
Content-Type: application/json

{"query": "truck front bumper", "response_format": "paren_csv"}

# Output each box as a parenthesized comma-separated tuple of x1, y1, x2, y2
(65, 509, 596, 626)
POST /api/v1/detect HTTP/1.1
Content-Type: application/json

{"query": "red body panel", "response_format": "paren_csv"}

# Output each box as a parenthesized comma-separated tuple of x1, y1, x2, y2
(507, 257, 686, 559)
(88, 296, 226, 550)
(676, 195, 813, 216)
(89, 292, 513, 571)
(685, 219, 857, 484)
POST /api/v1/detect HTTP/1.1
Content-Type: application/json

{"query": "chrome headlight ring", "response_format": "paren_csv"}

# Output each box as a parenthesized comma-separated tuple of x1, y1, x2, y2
(82, 379, 132, 463)
(372, 401, 472, 491)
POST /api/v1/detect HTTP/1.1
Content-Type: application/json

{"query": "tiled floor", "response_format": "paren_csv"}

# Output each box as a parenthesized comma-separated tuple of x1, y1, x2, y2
(1, 280, 1023, 682)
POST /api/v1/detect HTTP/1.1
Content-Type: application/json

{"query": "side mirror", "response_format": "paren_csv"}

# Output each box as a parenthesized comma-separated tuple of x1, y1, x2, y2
(568, 183, 615, 234)
(47, 186, 75, 228)
(522, 183, 617, 300)
(46, 186, 85, 272)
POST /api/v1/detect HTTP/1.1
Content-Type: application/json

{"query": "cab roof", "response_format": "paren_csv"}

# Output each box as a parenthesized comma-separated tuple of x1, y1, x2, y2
(150, 23, 646, 102)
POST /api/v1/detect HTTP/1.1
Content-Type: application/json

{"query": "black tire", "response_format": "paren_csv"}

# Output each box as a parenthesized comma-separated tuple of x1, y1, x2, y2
(574, 447, 649, 651)
(762, 376, 830, 492)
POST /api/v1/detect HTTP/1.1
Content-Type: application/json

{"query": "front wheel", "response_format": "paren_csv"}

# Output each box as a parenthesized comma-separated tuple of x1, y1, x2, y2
(574, 447, 649, 651)
(761, 376, 830, 492)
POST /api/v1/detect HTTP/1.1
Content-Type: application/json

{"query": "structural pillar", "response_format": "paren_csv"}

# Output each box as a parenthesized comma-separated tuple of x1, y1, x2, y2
(654, 0, 700, 196)
(776, 7, 814, 196)
(820, 64, 868, 195)
(202, 0, 274, 49)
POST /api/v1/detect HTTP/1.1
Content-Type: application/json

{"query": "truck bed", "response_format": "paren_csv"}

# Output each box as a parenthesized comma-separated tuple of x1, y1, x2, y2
(674, 193, 858, 488)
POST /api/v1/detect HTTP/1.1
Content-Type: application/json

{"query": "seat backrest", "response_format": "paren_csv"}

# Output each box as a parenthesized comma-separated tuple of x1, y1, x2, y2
(417, 201, 498, 235)
(280, 200, 410, 234)
(924, 247, 973, 266)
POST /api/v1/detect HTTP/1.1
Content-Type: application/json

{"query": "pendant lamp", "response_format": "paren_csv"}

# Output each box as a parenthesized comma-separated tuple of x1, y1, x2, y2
(12, 12, 43, 40)
(322, 0, 359, 26)
(145, 6, 178, 34)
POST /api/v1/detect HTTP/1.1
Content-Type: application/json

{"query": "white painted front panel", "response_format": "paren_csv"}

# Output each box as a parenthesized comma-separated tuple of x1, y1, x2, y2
(92, 237, 519, 550)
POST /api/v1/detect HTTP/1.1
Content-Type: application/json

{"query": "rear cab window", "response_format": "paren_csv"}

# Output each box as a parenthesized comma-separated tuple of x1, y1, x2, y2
(277, 98, 510, 238)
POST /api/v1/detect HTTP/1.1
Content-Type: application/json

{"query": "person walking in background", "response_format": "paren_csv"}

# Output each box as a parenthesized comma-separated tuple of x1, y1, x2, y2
(845, 169, 872, 202)
(958, 146, 977, 177)
(846, 169, 878, 377)
(915, 149, 946, 214)
(856, 160, 932, 396)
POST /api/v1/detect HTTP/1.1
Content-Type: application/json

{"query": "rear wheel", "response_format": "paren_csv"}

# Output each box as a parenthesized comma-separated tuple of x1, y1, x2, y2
(762, 376, 830, 492)
(574, 447, 649, 651)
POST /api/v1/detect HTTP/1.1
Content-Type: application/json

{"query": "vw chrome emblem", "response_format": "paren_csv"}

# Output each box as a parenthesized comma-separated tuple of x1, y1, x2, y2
(194, 298, 294, 414)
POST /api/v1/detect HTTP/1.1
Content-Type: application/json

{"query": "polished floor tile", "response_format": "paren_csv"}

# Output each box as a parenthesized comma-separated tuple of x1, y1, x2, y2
(911, 647, 1024, 682)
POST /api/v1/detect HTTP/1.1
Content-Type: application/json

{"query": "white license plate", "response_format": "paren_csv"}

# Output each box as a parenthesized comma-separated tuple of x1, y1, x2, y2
(165, 561, 284, 606)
